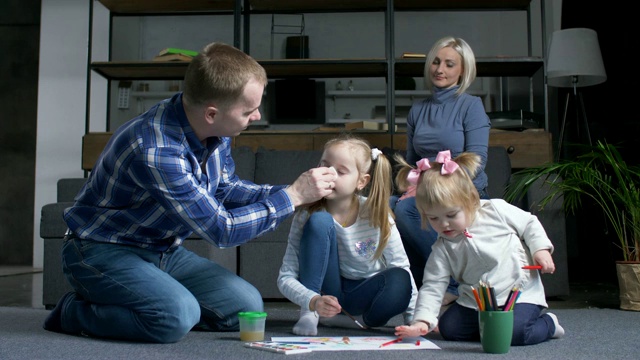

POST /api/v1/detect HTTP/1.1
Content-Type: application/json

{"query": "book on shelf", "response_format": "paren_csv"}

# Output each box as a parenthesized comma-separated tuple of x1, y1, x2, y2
(313, 125, 343, 132)
(401, 52, 426, 58)
(158, 47, 199, 57)
(152, 53, 194, 62)
(244, 342, 313, 355)
(344, 120, 396, 131)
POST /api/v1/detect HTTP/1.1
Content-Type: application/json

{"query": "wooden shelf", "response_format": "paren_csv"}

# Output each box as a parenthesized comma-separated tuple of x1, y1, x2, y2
(327, 90, 488, 98)
(82, 129, 550, 171)
(248, 0, 386, 12)
(96, 0, 533, 16)
(247, 0, 531, 12)
(393, 0, 531, 11)
(91, 57, 542, 81)
(92, 59, 388, 80)
(98, 0, 235, 14)
(396, 56, 543, 77)
(91, 61, 190, 80)
(259, 59, 387, 78)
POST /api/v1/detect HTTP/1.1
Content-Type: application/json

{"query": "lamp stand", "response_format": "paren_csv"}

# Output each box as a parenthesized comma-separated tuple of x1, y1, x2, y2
(556, 76, 593, 162)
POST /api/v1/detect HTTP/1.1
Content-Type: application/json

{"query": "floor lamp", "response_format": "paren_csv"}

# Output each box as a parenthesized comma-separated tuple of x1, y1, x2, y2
(546, 28, 607, 161)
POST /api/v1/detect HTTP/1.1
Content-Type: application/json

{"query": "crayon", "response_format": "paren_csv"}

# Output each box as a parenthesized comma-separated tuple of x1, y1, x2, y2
(379, 338, 402, 348)
(522, 265, 542, 270)
(489, 286, 499, 312)
(471, 286, 484, 311)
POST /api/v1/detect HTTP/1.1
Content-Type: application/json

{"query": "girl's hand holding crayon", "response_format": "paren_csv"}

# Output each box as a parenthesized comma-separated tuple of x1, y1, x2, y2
(532, 250, 556, 274)
(394, 322, 429, 338)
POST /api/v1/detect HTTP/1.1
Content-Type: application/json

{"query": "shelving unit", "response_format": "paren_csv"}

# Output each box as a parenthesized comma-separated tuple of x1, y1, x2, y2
(86, 0, 240, 134)
(87, 0, 549, 155)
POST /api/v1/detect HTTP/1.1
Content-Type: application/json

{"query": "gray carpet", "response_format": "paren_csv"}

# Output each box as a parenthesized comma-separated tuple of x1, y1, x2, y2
(0, 305, 638, 359)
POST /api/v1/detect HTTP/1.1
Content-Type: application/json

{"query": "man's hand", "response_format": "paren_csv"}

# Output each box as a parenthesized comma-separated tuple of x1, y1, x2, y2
(285, 167, 337, 207)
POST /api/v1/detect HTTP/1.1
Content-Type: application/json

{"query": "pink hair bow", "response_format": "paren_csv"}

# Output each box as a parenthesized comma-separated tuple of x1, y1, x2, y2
(407, 158, 431, 185)
(435, 150, 459, 175)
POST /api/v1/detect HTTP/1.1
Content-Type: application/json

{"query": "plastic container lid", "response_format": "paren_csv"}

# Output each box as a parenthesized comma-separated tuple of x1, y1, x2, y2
(238, 311, 267, 319)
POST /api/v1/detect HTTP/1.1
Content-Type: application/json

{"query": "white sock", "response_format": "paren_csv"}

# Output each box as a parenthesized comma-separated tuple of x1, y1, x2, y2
(547, 312, 565, 339)
(293, 308, 319, 336)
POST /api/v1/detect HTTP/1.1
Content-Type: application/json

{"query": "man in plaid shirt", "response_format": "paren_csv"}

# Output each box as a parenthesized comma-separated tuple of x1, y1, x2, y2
(44, 42, 337, 343)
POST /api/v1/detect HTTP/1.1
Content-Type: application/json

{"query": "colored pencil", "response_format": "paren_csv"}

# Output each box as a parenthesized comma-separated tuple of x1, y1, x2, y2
(471, 286, 484, 311)
(505, 289, 520, 311)
(489, 285, 499, 312)
(379, 338, 402, 348)
(481, 284, 493, 311)
(503, 287, 516, 310)
(321, 291, 367, 329)
(522, 265, 542, 270)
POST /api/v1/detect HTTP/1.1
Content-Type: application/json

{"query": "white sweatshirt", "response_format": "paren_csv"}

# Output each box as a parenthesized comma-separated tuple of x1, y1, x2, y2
(413, 199, 554, 331)
(277, 195, 418, 324)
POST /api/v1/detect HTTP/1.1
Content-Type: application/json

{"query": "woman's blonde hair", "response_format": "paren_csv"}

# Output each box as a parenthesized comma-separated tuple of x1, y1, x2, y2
(309, 134, 394, 260)
(424, 36, 477, 95)
(395, 152, 481, 229)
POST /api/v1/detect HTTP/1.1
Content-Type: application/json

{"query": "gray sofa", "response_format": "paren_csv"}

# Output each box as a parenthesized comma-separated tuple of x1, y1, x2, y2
(40, 146, 569, 309)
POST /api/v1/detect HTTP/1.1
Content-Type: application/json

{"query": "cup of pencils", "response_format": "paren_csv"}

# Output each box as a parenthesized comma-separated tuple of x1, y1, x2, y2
(474, 282, 516, 354)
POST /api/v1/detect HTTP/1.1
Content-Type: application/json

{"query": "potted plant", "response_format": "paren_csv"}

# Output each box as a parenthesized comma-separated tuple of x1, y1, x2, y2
(504, 140, 640, 311)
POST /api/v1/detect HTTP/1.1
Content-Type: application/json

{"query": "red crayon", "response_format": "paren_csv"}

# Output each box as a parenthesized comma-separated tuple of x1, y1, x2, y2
(522, 265, 542, 270)
(379, 338, 402, 348)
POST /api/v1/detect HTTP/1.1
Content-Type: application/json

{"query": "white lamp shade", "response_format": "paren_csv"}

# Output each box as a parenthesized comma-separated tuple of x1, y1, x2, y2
(547, 28, 607, 88)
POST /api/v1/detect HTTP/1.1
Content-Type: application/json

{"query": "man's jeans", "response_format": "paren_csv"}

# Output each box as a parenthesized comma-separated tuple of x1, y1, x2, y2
(57, 237, 262, 343)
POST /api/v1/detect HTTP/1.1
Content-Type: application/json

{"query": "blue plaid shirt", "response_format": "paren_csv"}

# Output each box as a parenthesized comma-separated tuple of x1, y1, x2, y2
(64, 93, 293, 251)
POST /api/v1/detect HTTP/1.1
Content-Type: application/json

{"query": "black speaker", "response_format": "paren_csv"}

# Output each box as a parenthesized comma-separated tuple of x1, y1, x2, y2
(286, 36, 309, 59)
(267, 80, 325, 124)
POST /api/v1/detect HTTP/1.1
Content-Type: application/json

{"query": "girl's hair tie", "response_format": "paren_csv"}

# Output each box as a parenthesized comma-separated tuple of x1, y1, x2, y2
(435, 150, 459, 175)
(371, 148, 382, 161)
(407, 158, 431, 185)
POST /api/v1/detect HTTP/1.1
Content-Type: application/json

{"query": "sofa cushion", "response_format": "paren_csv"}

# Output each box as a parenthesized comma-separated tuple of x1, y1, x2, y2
(254, 148, 322, 185)
(231, 146, 255, 181)
(40, 202, 74, 238)
(57, 178, 87, 202)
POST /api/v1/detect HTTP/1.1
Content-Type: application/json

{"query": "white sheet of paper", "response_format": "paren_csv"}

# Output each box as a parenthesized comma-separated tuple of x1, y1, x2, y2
(270, 336, 440, 351)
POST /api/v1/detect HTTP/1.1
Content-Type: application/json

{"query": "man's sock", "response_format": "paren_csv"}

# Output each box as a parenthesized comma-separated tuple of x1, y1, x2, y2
(293, 308, 319, 336)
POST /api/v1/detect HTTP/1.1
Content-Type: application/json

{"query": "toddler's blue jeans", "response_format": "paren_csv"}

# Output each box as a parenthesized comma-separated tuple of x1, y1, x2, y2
(438, 302, 556, 345)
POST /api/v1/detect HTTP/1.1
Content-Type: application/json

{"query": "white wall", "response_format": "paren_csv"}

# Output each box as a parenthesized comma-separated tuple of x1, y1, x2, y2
(33, 0, 561, 268)
(33, 0, 108, 268)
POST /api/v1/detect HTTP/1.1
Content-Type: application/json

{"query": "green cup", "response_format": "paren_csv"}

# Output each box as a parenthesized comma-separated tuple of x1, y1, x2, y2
(238, 311, 268, 342)
(479, 311, 514, 354)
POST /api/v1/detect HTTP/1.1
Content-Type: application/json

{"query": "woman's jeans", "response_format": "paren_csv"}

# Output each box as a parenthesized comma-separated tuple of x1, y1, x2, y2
(390, 189, 488, 294)
(438, 302, 556, 345)
(298, 212, 413, 327)
(57, 237, 263, 343)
